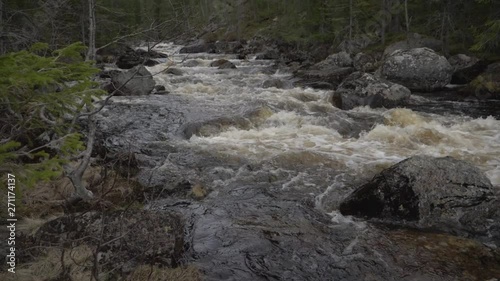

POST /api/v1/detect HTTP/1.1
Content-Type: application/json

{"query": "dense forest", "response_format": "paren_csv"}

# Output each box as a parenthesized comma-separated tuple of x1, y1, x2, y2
(1, 0, 499, 56)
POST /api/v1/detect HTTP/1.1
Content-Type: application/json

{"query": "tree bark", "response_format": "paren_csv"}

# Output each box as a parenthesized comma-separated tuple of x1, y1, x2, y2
(349, 0, 353, 40)
(404, 0, 409, 40)
(65, 115, 97, 200)
(381, 0, 386, 45)
(86, 0, 96, 61)
(0, 0, 4, 54)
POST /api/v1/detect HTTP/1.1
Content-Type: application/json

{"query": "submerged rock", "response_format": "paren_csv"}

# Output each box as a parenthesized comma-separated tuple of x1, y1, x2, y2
(164, 67, 183, 76)
(262, 78, 284, 89)
(381, 47, 453, 91)
(111, 65, 155, 96)
(340, 156, 499, 245)
(210, 59, 236, 69)
(332, 72, 411, 110)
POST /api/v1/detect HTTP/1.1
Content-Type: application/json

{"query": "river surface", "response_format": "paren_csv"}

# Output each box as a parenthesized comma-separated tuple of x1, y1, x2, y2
(100, 43, 500, 280)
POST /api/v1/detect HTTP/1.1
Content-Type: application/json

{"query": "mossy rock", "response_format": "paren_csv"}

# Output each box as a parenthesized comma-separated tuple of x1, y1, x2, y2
(470, 62, 500, 98)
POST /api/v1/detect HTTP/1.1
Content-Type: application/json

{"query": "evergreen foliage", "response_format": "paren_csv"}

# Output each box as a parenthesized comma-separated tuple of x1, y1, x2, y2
(0, 42, 105, 188)
(1, 0, 498, 57)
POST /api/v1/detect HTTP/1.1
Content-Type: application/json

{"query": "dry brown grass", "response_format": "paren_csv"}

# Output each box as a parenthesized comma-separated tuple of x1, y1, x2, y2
(0, 164, 203, 281)
(19, 165, 142, 219)
(0, 245, 94, 281)
(0, 249, 201, 281)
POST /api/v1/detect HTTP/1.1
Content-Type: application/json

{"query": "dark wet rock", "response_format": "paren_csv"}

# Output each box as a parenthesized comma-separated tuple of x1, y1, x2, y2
(468, 62, 500, 99)
(383, 33, 442, 56)
(219, 61, 237, 69)
(293, 51, 355, 89)
(294, 67, 354, 90)
(210, 59, 236, 69)
(448, 54, 489, 84)
(98, 69, 122, 79)
(256, 49, 280, 60)
(340, 156, 499, 245)
(353, 52, 381, 72)
(93, 94, 500, 280)
(96, 44, 134, 64)
(115, 48, 167, 69)
(35, 210, 185, 274)
(332, 72, 411, 110)
(135, 48, 169, 59)
(152, 85, 169, 95)
(214, 41, 244, 54)
(300, 81, 335, 90)
(381, 47, 453, 91)
(151, 182, 500, 281)
(110, 65, 155, 96)
(180, 40, 216, 54)
(164, 67, 183, 76)
(314, 51, 353, 69)
(183, 59, 202, 67)
(262, 78, 284, 89)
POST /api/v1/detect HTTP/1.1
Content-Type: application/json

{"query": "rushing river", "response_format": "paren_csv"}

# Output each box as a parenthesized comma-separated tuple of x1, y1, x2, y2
(146, 43, 500, 192)
(100, 43, 500, 280)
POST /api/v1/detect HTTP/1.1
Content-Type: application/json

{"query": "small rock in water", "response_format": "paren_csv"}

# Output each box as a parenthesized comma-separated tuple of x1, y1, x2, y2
(262, 78, 284, 89)
(210, 59, 236, 69)
(164, 67, 183, 76)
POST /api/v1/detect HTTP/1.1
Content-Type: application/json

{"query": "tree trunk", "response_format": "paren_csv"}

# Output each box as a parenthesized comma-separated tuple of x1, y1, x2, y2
(86, 0, 96, 61)
(404, 0, 409, 40)
(0, 0, 4, 54)
(349, 0, 353, 40)
(381, 0, 386, 45)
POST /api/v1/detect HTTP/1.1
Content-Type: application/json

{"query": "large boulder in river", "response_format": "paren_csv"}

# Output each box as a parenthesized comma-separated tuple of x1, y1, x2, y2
(331, 72, 411, 110)
(294, 52, 355, 89)
(116, 48, 167, 69)
(448, 54, 489, 84)
(340, 156, 500, 244)
(111, 65, 155, 96)
(469, 62, 500, 99)
(314, 51, 353, 69)
(381, 47, 453, 91)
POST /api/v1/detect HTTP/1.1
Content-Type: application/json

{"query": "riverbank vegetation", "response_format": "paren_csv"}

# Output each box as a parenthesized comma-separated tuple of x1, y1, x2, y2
(2, 0, 499, 57)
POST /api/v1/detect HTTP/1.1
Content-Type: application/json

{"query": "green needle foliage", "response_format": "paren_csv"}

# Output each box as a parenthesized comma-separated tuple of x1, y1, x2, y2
(0, 42, 105, 188)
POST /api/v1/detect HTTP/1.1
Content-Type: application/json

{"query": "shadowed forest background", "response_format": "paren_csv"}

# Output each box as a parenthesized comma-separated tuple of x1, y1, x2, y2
(1, 0, 499, 57)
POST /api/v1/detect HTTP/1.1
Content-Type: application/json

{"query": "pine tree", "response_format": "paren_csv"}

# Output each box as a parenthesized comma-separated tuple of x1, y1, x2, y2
(0, 42, 105, 193)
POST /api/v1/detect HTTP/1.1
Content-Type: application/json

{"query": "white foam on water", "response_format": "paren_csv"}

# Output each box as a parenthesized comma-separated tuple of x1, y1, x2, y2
(146, 45, 500, 187)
